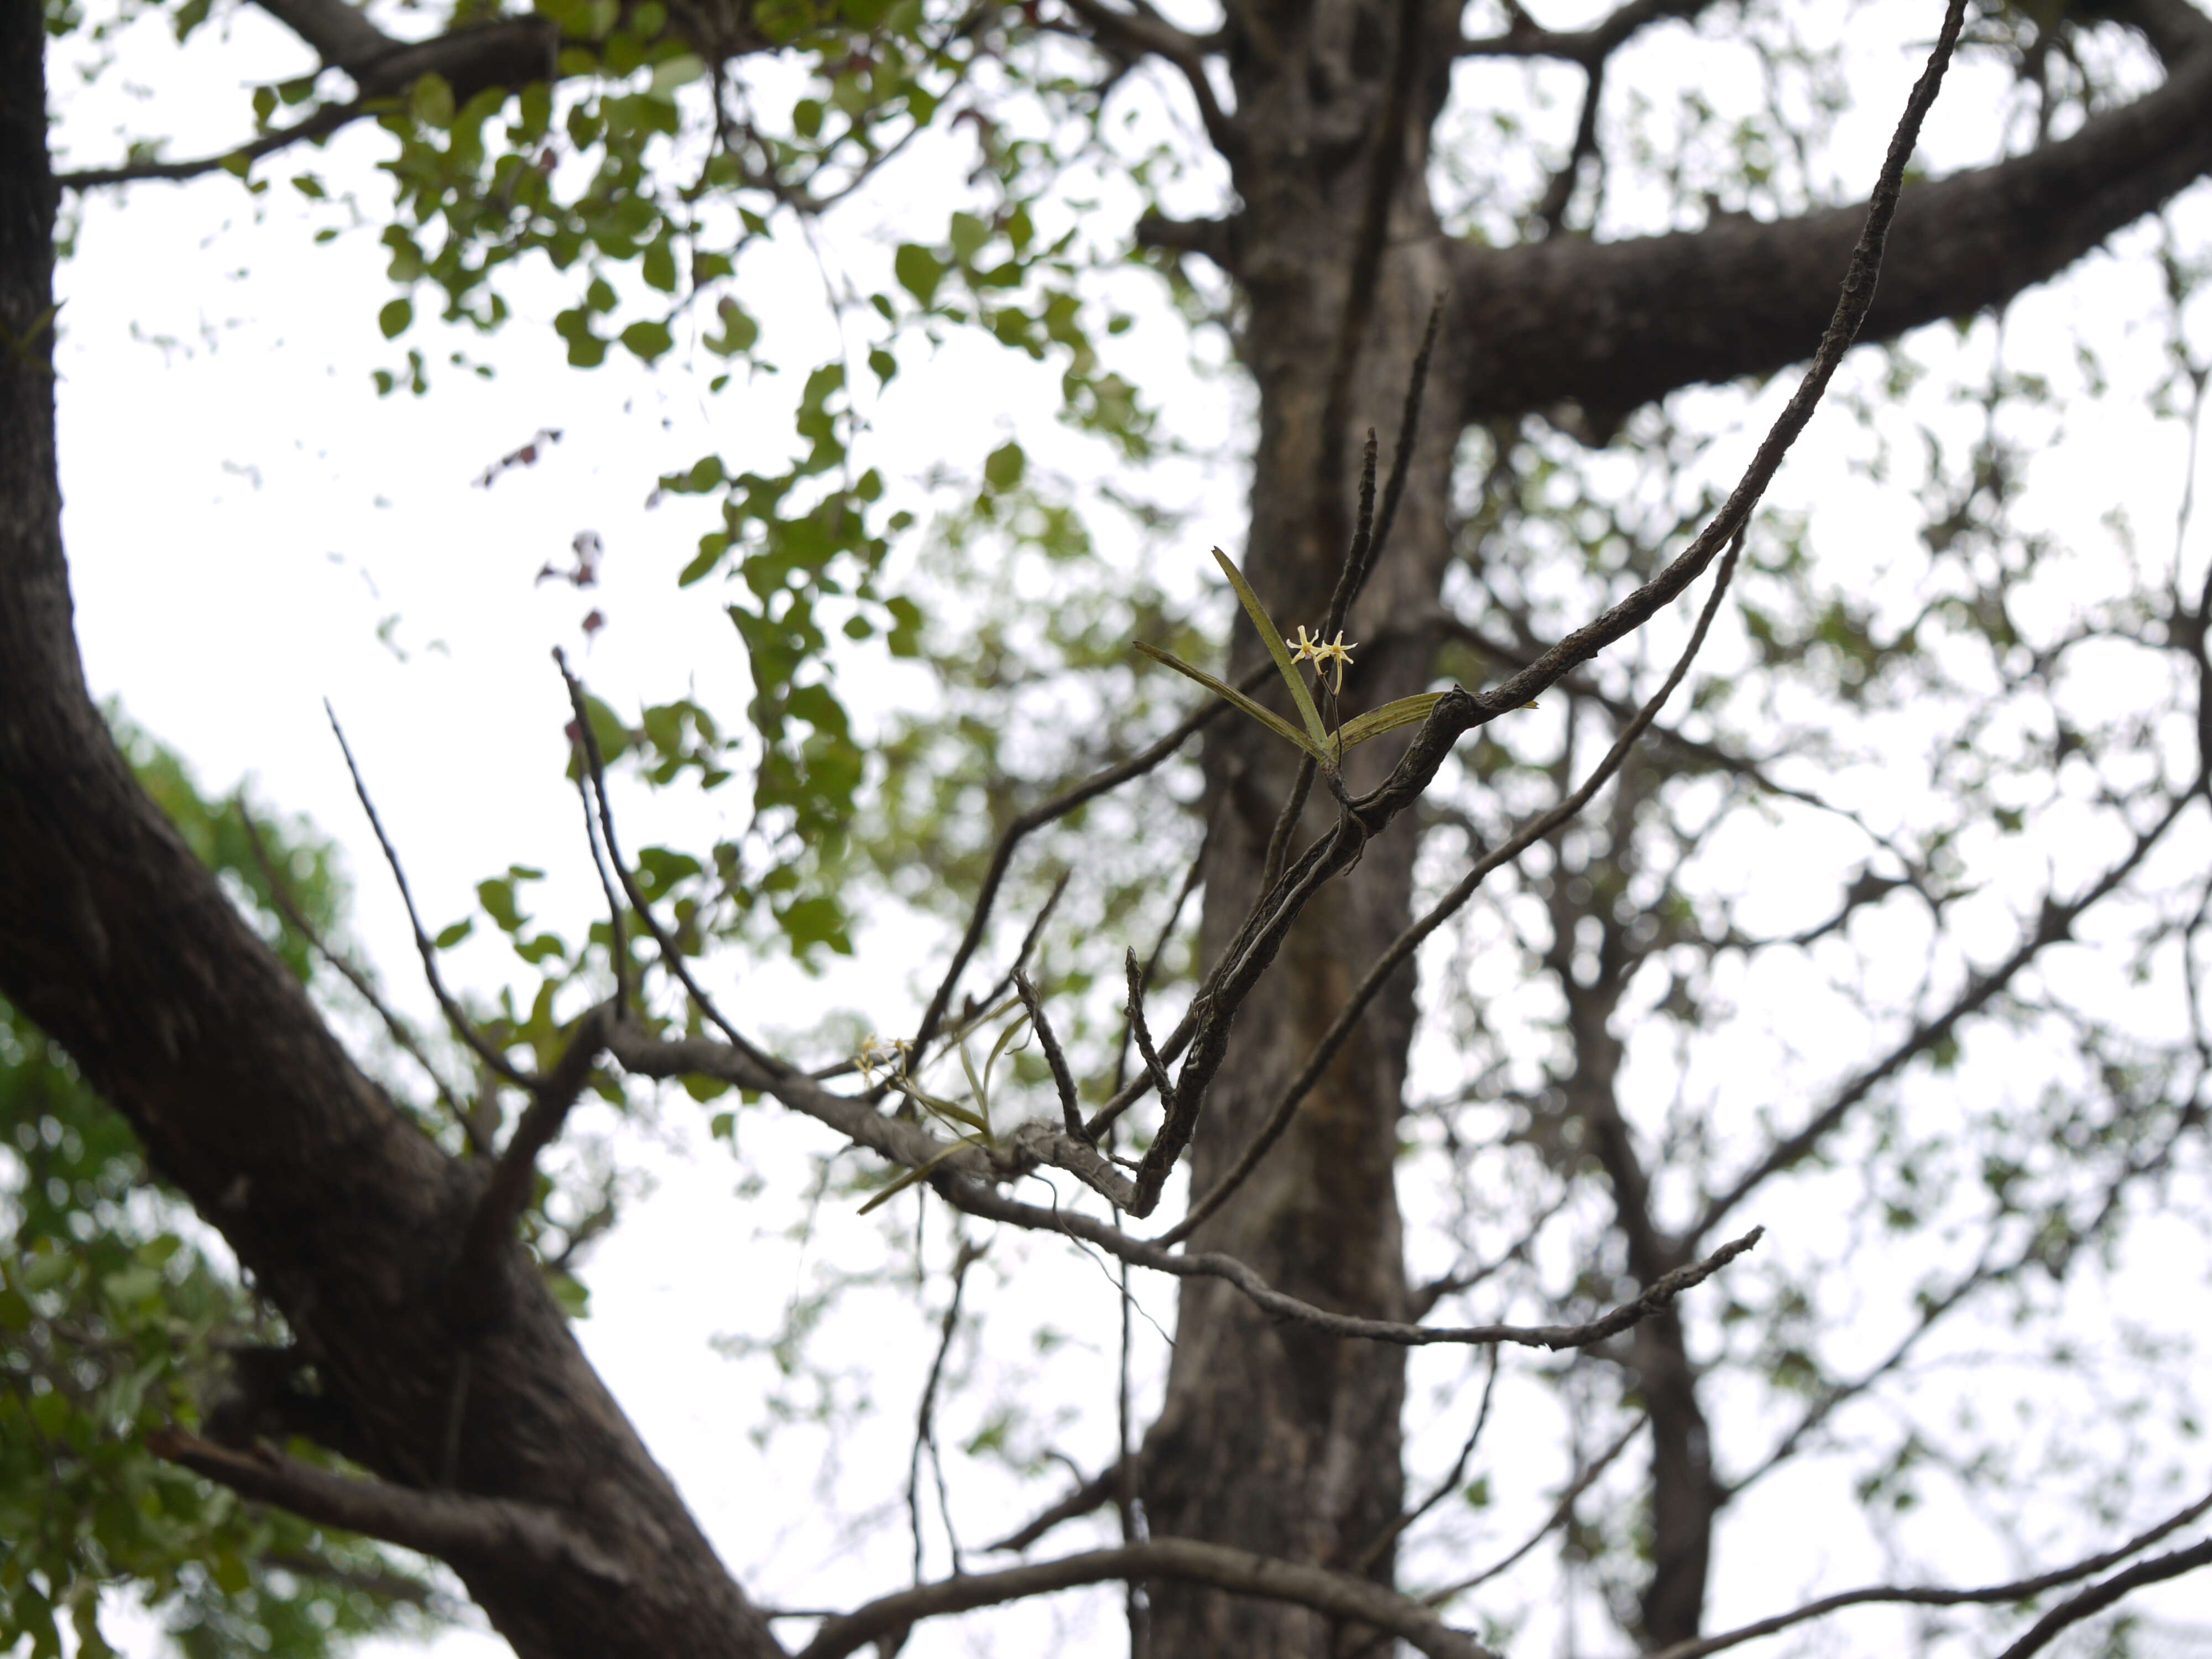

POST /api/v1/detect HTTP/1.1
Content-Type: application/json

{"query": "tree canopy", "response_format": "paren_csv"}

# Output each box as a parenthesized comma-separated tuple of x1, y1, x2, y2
(7, 0, 2212, 1655)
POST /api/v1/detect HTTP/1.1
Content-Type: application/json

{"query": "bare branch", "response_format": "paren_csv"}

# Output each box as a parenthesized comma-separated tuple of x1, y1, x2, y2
(950, 1178, 1763, 1350)
(1134, 211, 1238, 270)
(984, 1458, 1128, 1553)
(1423, 1416, 1647, 1605)
(237, 804, 468, 1128)
(973, 869, 1070, 1021)
(253, 0, 397, 69)
(1434, 0, 1971, 734)
(1014, 972, 1084, 1138)
(573, 766, 632, 1019)
(1354, 1347, 1501, 1575)
(911, 661, 1270, 1060)
(1056, 0, 1242, 159)
(909, 1238, 983, 1580)
(1643, 1484, 2212, 1659)
(795, 1538, 1499, 1659)
(554, 651, 785, 1077)
(147, 1429, 630, 1585)
(1533, 60, 1606, 236)
(1156, 0, 1970, 1160)
(1459, 0, 1713, 62)
(1994, 1538, 2212, 1659)
(326, 703, 536, 1091)
(1094, 947, 1179, 1144)
(1688, 778, 2200, 1248)
(58, 104, 359, 191)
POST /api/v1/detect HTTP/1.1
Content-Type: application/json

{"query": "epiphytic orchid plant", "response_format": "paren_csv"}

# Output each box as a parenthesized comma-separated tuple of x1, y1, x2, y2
(1135, 549, 1447, 766)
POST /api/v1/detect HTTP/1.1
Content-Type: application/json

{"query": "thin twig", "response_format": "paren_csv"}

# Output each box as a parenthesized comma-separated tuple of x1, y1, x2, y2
(1112, 806, 1217, 1097)
(238, 805, 468, 1127)
(948, 1177, 1762, 1350)
(974, 870, 1071, 1020)
(1643, 1484, 2212, 1659)
(552, 651, 784, 1076)
(573, 766, 631, 1018)
(911, 662, 1271, 1062)
(909, 1239, 982, 1582)
(1422, 1415, 1647, 1605)
(59, 102, 361, 190)
(1014, 972, 1084, 1138)
(1354, 1346, 1501, 1574)
(326, 703, 535, 1090)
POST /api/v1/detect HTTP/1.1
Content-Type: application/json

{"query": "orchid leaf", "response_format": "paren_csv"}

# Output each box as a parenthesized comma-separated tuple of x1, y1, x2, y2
(1335, 692, 1447, 750)
(858, 1137, 980, 1214)
(1210, 548, 1333, 757)
(1133, 641, 1332, 760)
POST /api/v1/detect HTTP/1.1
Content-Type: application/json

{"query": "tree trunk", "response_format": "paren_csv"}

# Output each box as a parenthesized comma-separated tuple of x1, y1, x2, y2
(1141, 3, 1463, 1651)
(0, 22, 775, 1657)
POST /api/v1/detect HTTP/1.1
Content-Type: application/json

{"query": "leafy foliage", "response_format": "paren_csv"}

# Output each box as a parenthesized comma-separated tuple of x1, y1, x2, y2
(1, 723, 436, 1657)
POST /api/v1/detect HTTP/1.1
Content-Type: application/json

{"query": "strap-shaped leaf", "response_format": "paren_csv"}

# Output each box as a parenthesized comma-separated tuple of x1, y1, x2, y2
(858, 1136, 980, 1214)
(1210, 549, 1333, 758)
(894, 1078, 990, 1135)
(1134, 641, 1331, 760)
(1334, 692, 1447, 751)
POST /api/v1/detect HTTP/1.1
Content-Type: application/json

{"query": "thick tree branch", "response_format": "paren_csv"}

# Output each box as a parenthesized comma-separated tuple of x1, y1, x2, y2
(795, 1538, 1498, 1659)
(1056, 0, 1241, 158)
(1459, 0, 1714, 64)
(1448, 39, 2212, 421)
(148, 1430, 630, 1584)
(252, 0, 397, 70)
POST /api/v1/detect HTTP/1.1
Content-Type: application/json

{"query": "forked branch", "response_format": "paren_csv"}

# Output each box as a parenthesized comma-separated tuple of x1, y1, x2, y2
(1642, 1483, 2212, 1659)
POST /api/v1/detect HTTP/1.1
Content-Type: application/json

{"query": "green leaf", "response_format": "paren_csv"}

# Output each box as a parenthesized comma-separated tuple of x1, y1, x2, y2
(1211, 548, 1331, 758)
(622, 320, 674, 362)
(1133, 641, 1328, 760)
(984, 440, 1025, 491)
(856, 1137, 975, 1215)
(378, 297, 413, 339)
(894, 243, 945, 307)
(1334, 692, 1447, 750)
(948, 211, 989, 263)
(434, 917, 473, 950)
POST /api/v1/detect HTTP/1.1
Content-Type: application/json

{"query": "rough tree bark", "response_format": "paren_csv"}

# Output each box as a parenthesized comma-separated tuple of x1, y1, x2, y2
(1148, 0, 2212, 1652)
(6, 0, 2212, 1655)
(0, 18, 777, 1659)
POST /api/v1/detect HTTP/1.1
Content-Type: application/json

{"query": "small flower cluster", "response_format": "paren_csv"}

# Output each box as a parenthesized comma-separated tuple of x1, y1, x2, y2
(1285, 625, 1356, 693)
(854, 1034, 914, 1085)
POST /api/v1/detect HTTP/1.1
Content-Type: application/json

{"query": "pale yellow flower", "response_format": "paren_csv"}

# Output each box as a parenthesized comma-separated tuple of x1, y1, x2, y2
(1285, 625, 1357, 695)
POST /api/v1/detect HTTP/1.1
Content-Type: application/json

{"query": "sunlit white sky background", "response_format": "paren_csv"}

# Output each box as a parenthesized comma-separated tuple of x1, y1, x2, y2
(35, 0, 2212, 1652)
